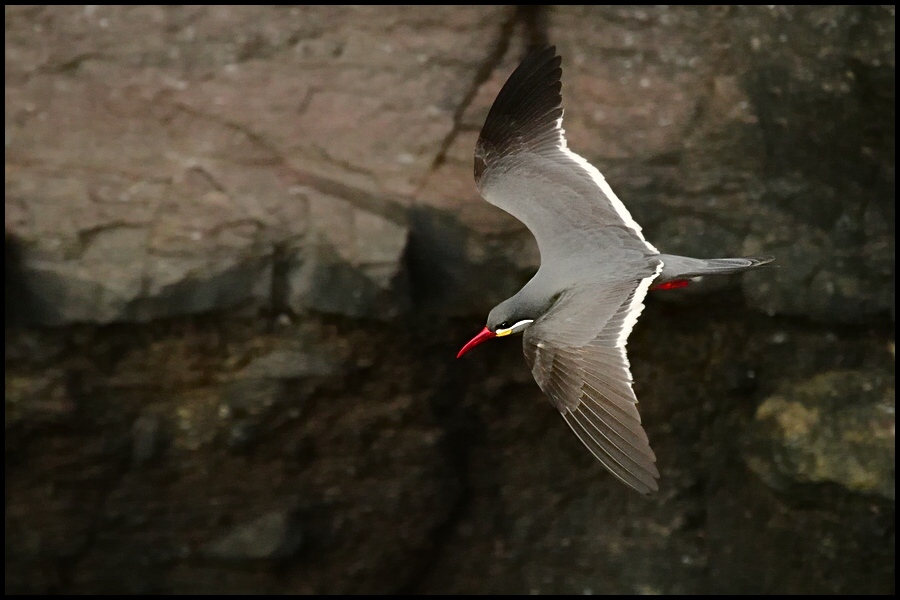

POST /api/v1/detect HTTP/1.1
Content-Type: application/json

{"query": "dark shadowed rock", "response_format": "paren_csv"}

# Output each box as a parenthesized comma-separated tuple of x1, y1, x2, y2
(220, 336, 348, 422)
(240, 347, 345, 380)
(202, 511, 304, 561)
(225, 420, 259, 455)
(220, 378, 283, 415)
(130, 414, 161, 467)
(744, 368, 895, 500)
(5, 370, 74, 429)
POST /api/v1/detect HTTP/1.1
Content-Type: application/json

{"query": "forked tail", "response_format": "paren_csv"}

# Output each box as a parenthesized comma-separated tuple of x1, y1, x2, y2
(651, 255, 774, 291)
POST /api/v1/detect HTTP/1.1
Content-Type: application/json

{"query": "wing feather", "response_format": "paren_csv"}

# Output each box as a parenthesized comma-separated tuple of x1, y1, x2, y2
(523, 274, 661, 494)
(475, 46, 658, 262)
(563, 410, 657, 495)
(480, 48, 664, 494)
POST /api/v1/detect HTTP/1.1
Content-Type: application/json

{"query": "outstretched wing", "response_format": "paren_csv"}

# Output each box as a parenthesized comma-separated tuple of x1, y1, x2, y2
(475, 45, 657, 264)
(523, 267, 662, 494)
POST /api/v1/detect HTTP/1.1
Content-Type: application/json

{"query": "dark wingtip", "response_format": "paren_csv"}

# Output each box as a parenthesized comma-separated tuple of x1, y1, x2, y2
(475, 43, 565, 184)
(526, 44, 558, 63)
(748, 255, 776, 268)
(488, 44, 563, 127)
(640, 484, 659, 497)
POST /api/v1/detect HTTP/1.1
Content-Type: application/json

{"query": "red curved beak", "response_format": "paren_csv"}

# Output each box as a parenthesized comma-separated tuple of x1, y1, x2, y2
(456, 326, 496, 359)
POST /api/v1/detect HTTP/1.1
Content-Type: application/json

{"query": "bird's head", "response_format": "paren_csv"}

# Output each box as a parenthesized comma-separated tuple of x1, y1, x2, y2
(456, 301, 535, 359)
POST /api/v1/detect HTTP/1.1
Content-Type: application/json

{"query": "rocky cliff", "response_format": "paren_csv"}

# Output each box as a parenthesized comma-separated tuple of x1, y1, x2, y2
(6, 6, 894, 593)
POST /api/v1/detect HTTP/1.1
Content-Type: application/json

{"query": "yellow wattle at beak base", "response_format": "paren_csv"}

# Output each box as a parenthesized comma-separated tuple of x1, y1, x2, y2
(494, 328, 513, 337)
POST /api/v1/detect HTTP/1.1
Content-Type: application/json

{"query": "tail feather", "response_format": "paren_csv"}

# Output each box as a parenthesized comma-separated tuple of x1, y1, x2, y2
(654, 255, 774, 288)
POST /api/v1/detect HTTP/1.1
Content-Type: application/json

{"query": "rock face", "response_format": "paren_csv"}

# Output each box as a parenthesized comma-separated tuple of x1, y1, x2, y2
(5, 5, 895, 595)
(202, 511, 304, 561)
(7, 5, 491, 324)
(745, 369, 895, 500)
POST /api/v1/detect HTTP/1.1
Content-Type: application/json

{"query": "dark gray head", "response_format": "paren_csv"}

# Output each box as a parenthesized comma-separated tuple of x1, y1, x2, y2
(457, 296, 538, 359)
(485, 271, 566, 337)
(457, 270, 561, 358)
(486, 298, 535, 336)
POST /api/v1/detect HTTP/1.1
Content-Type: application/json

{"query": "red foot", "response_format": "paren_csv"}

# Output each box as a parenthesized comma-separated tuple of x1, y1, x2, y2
(651, 279, 690, 291)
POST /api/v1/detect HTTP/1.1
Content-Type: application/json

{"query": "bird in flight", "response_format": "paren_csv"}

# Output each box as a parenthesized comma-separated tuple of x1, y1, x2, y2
(456, 46, 772, 494)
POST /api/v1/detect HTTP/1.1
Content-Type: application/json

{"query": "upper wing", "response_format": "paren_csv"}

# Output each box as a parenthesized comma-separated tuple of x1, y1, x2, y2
(523, 267, 662, 494)
(475, 46, 657, 264)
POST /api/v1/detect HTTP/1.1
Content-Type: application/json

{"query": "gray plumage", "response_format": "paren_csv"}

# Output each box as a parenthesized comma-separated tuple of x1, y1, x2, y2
(465, 46, 773, 494)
